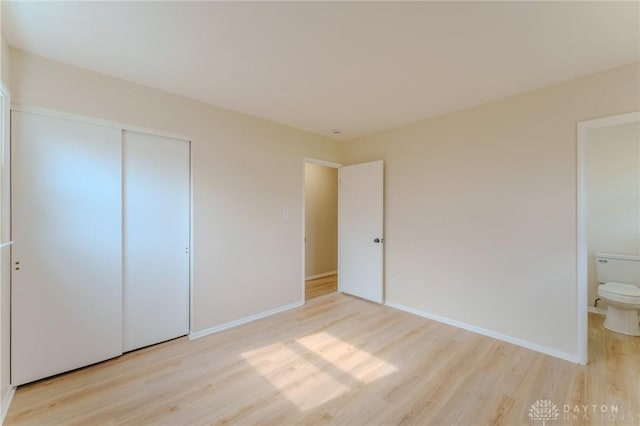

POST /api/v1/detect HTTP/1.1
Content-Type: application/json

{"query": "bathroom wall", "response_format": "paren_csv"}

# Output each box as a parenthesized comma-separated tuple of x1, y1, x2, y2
(304, 163, 338, 278)
(586, 121, 640, 309)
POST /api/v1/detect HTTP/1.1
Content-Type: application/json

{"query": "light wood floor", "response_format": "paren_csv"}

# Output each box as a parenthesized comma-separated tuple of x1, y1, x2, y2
(5, 293, 639, 425)
(305, 274, 337, 300)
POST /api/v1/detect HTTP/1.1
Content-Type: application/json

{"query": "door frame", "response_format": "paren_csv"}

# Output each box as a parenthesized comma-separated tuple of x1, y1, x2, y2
(301, 158, 342, 303)
(0, 82, 10, 244)
(576, 110, 640, 365)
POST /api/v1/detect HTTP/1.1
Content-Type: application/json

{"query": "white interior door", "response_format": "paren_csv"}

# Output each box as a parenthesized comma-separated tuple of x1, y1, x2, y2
(11, 111, 123, 386)
(123, 131, 190, 352)
(338, 160, 384, 303)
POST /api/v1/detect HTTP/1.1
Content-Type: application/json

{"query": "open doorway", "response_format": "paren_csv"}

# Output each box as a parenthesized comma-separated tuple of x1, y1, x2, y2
(303, 159, 340, 301)
(577, 111, 640, 364)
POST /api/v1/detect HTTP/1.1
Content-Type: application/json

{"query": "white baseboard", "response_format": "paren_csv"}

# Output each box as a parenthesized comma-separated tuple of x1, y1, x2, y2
(189, 301, 304, 340)
(588, 307, 606, 315)
(305, 271, 337, 280)
(385, 301, 579, 364)
(1, 386, 15, 425)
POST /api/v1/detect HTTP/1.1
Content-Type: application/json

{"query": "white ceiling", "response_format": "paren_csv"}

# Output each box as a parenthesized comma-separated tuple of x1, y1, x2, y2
(2, 1, 639, 140)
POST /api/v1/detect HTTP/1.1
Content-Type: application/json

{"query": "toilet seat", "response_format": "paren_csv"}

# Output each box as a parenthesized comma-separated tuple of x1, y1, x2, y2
(598, 282, 640, 305)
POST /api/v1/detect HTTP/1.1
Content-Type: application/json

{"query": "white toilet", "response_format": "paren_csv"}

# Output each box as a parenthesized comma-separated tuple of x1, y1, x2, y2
(596, 253, 640, 336)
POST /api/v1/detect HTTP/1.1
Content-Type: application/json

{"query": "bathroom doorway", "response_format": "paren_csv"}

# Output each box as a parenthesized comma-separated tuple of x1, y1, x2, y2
(577, 111, 640, 363)
(303, 159, 340, 301)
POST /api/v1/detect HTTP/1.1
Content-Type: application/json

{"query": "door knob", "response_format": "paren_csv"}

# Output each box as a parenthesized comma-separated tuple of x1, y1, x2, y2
(374, 238, 381, 243)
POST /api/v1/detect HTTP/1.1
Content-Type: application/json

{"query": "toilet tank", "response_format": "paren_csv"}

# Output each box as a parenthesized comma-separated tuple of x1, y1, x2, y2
(595, 253, 640, 285)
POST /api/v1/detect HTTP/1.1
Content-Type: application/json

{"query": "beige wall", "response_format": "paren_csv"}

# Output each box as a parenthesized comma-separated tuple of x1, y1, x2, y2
(344, 63, 640, 358)
(9, 48, 344, 333)
(5, 41, 640, 368)
(586, 122, 640, 309)
(1, 38, 9, 86)
(305, 163, 338, 277)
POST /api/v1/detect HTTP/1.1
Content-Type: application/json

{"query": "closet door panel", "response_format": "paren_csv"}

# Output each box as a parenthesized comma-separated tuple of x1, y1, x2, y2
(123, 131, 190, 352)
(11, 112, 123, 385)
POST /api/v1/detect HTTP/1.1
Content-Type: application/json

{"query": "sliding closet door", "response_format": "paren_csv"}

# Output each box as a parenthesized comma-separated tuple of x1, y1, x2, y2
(123, 131, 190, 352)
(11, 112, 123, 386)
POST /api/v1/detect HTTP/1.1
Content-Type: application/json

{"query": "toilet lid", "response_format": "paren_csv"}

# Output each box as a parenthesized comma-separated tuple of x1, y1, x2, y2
(598, 282, 640, 304)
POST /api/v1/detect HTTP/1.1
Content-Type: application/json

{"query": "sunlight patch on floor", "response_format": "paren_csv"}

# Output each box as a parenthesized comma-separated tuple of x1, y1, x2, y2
(296, 332, 398, 383)
(241, 333, 398, 411)
(241, 343, 350, 410)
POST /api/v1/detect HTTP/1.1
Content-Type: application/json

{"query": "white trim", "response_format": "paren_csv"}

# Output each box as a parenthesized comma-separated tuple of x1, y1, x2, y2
(0, 84, 11, 420)
(576, 119, 588, 365)
(587, 307, 606, 316)
(11, 104, 191, 142)
(595, 253, 640, 262)
(1, 84, 10, 243)
(302, 158, 342, 305)
(305, 270, 337, 280)
(188, 141, 194, 337)
(1, 386, 15, 424)
(576, 110, 640, 366)
(386, 301, 580, 364)
(188, 301, 303, 340)
(303, 157, 342, 169)
(578, 111, 640, 129)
